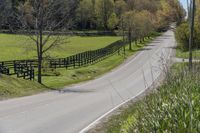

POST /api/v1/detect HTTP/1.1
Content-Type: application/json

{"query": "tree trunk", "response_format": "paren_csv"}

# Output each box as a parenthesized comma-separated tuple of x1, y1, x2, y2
(37, 4, 44, 84)
(123, 29, 125, 42)
(38, 27, 43, 84)
(38, 55, 42, 84)
(140, 38, 142, 43)
(38, 34, 43, 83)
(128, 29, 132, 50)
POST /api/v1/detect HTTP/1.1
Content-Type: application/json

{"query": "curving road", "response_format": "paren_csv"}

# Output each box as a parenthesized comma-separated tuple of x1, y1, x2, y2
(0, 29, 176, 133)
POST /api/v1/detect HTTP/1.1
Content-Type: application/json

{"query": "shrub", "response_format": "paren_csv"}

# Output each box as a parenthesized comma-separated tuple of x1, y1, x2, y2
(175, 21, 200, 51)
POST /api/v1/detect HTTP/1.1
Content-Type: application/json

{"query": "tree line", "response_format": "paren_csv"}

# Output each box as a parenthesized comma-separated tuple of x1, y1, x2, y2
(176, 0, 200, 51)
(1, 0, 185, 31)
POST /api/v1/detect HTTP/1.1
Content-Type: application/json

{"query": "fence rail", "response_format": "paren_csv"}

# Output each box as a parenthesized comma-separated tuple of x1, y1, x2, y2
(0, 40, 127, 80)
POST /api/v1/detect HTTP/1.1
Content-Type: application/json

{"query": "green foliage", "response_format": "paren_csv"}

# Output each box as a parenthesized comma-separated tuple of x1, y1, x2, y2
(175, 22, 190, 51)
(108, 13, 119, 30)
(115, 0, 127, 17)
(76, 0, 94, 29)
(175, 0, 200, 57)
(175, 22, 200, 51)
(1, 0, 185, 31)
(95, 0, 115, 30)
(121, 10, 155, 50)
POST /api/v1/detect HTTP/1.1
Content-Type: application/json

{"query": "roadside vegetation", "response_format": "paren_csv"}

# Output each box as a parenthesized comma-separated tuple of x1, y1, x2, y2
(101, 63, 200, 133)
(0, 75, 45, 100)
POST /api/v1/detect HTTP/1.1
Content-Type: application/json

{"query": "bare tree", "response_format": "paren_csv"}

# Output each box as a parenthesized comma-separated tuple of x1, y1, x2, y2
(13, 0, 74, 84)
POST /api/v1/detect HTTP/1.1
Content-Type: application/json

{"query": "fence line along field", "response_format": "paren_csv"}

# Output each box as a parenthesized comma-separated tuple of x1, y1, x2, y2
(0, 31, 157, 98)
(0, 40, 127, 80)
(0, 34, 121, 61)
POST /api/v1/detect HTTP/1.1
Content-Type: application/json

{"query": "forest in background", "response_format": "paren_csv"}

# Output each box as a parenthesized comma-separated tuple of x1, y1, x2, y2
(0, 0, 185, 32)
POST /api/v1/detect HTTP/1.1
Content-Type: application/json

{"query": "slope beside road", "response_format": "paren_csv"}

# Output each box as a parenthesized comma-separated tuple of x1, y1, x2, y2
(0, 30, 176, 133)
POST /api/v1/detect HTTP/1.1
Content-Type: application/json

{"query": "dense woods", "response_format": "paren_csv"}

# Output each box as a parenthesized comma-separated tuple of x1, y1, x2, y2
(1, 0, 185, 32)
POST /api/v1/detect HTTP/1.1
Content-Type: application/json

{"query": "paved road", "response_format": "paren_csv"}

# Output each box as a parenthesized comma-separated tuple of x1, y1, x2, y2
(0, 30, 176, 133)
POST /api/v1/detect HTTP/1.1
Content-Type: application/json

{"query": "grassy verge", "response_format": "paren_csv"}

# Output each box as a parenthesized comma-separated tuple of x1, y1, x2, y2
(102, 63, 200, 133)
(0, 75, 46, 100)
(176, 48, 200, 59)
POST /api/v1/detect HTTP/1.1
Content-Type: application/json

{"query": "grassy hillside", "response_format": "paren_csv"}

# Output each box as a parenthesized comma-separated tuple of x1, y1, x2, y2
(0, 75, 46, 100)
(0, 36, 156, 98)
(101, 63, 200, 133)
(0, 34, 121, 61)
(0, 34, 159, 98)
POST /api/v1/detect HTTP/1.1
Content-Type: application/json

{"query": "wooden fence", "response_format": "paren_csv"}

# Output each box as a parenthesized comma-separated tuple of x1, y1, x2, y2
(49, 40, 126, 69)
(0, 40, 126, 80)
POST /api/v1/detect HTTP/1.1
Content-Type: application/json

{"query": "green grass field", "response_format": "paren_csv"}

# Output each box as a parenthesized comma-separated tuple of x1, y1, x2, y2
(0, 34, 121, 61)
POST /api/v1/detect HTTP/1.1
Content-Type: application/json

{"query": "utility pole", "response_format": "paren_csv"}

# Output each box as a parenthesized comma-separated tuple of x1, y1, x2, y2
(189, 0, 195, 70)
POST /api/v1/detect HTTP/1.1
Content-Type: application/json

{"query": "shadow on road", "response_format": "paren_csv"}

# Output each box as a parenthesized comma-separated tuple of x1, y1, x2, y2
(58, 88, 94, 94)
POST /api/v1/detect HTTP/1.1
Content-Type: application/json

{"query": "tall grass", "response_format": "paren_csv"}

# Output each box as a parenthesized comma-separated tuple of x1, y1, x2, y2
(105, 63, 200, 133)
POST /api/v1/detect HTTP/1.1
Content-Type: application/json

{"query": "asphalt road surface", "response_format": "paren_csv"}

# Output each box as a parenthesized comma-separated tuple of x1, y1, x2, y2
(0, 30, 176, 133)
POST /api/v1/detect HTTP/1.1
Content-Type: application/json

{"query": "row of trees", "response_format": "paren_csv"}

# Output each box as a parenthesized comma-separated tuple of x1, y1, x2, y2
(0, 0, 185, 84)
(175, 0, 200, 51)
(75, 0, 185, 30)
(1, 0, 185, 31)
(76, 0, 185, 51)
(118, 0, 185, 50)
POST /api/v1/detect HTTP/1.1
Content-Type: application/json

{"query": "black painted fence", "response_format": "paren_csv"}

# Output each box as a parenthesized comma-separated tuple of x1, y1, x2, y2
(0, 40, 126, 80)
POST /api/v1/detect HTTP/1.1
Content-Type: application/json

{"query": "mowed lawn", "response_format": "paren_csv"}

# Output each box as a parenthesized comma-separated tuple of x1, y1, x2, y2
(0, 34, 121, 61)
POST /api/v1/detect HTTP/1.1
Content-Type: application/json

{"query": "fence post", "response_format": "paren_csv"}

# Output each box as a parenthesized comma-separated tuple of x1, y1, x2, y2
(73, 56, 75, 68)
